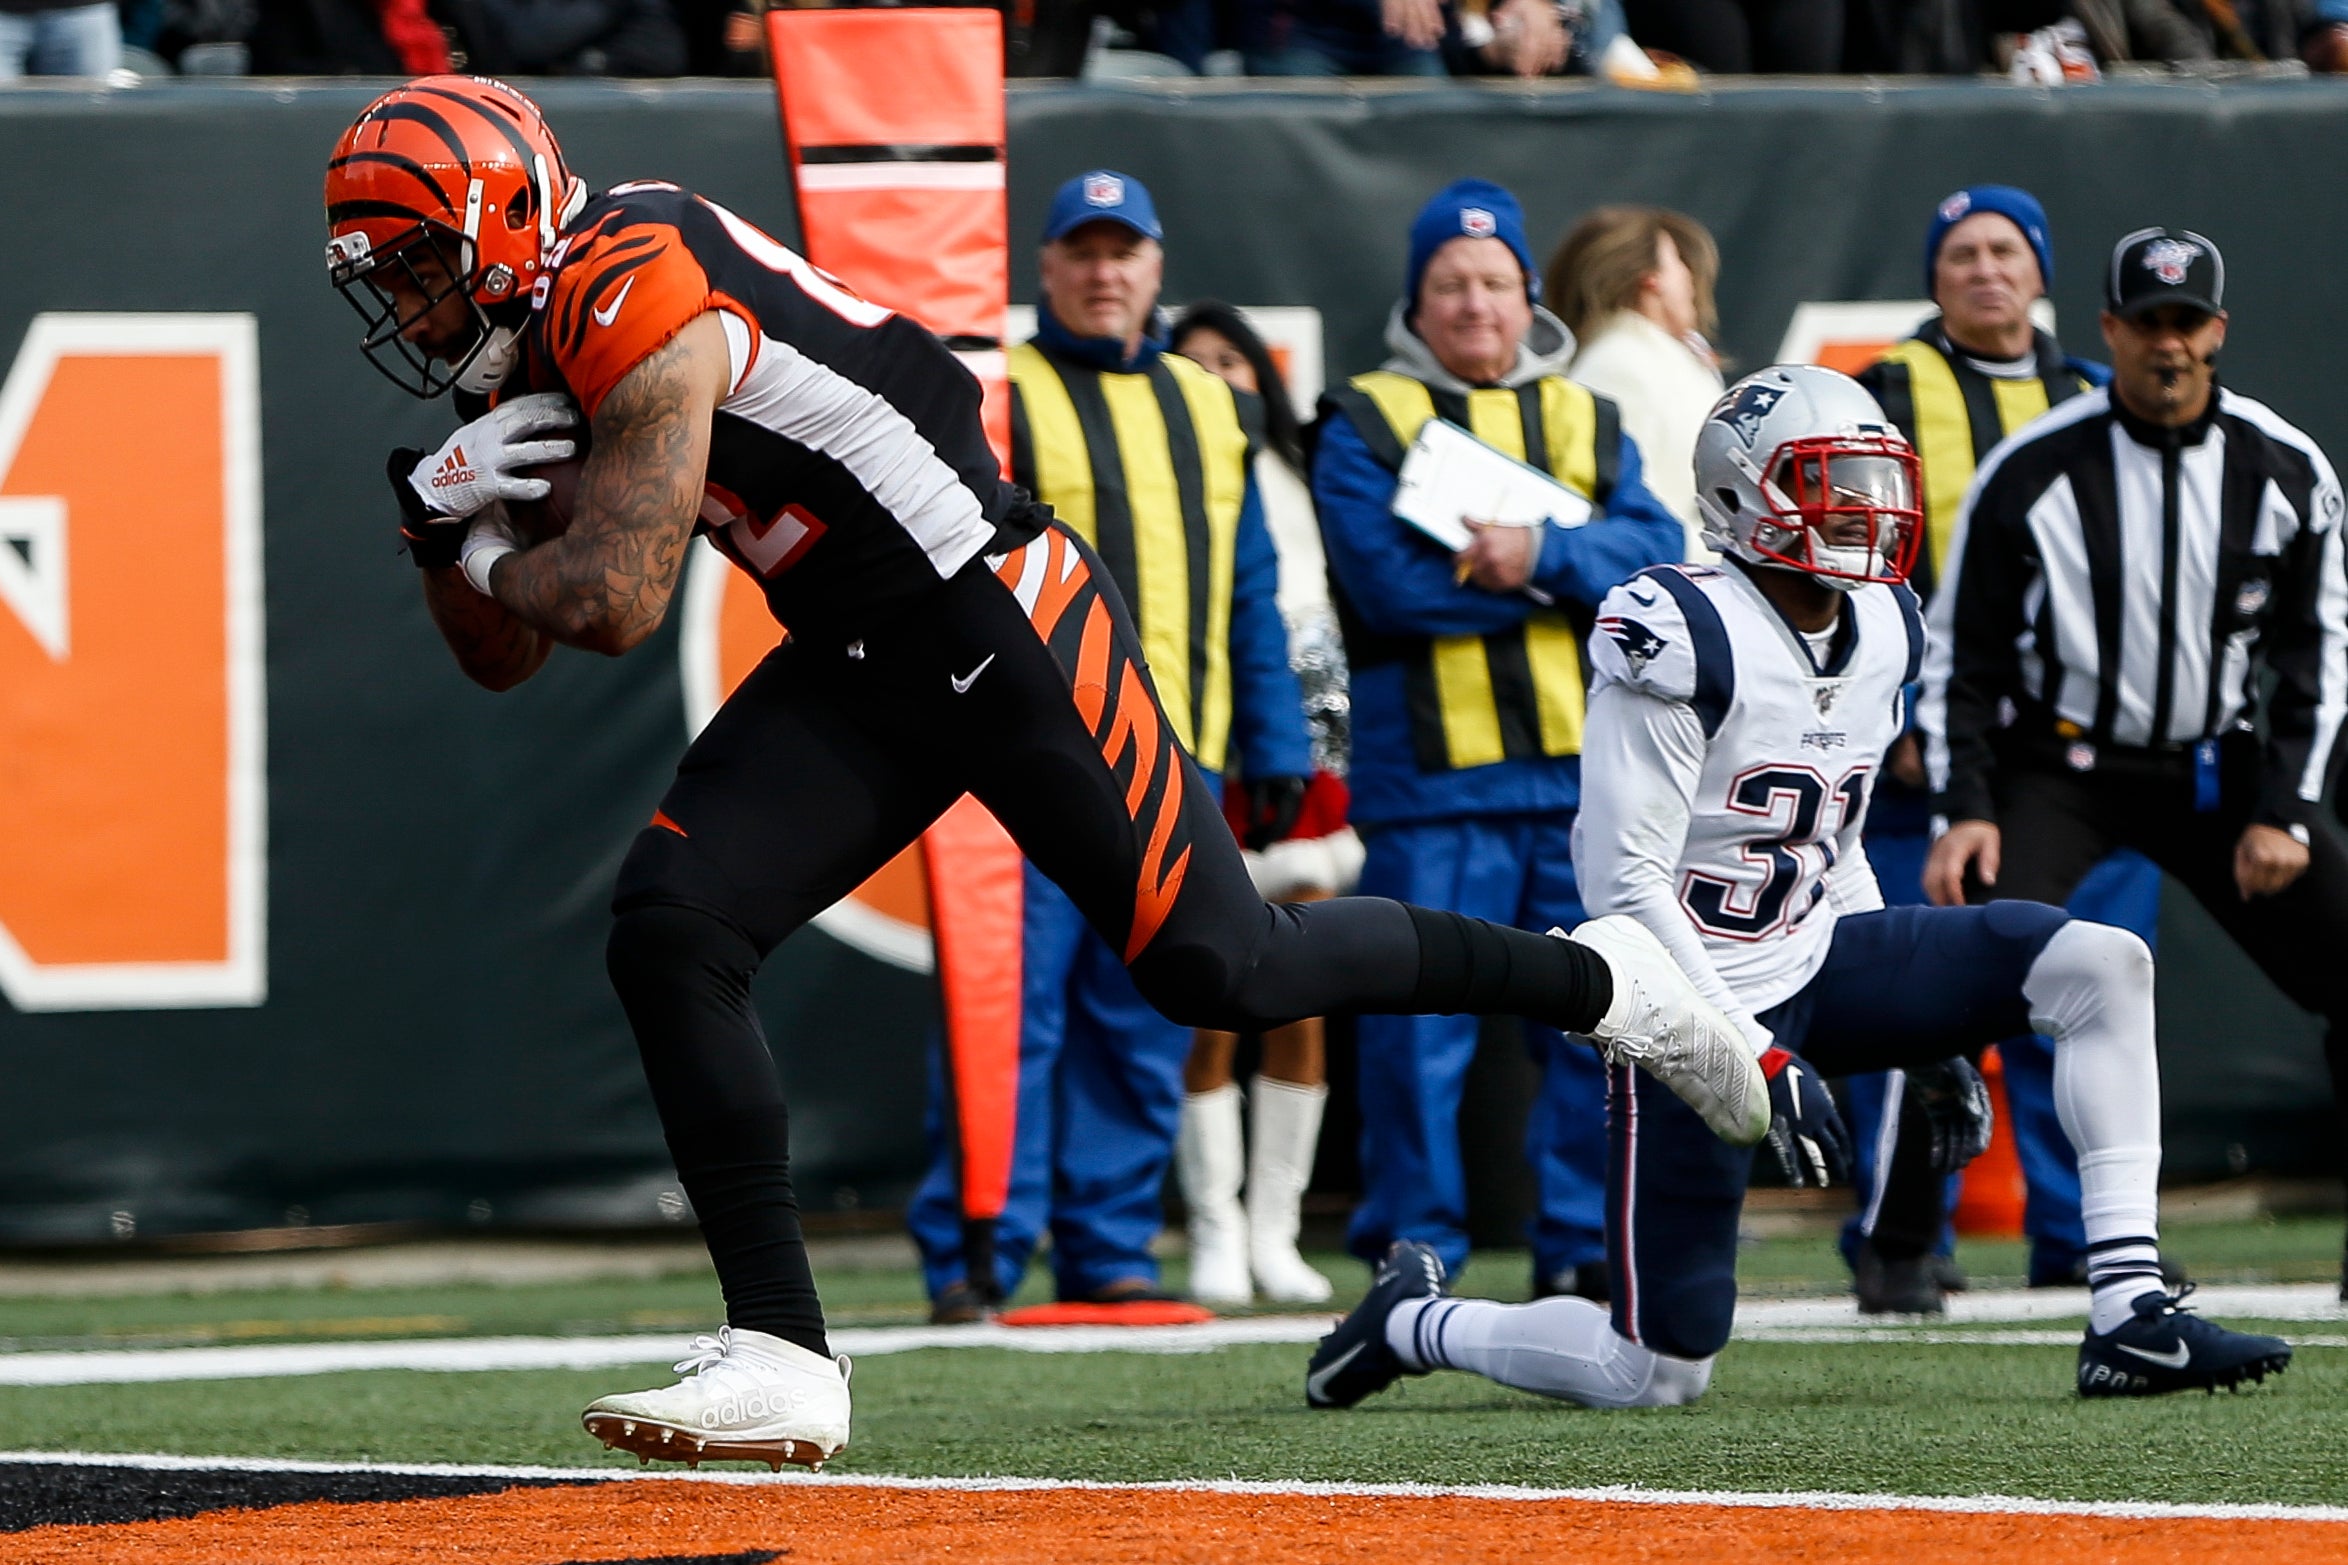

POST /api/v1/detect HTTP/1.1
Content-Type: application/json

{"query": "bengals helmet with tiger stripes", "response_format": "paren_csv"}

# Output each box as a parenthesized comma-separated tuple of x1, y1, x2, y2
(325, 76, 587, 398)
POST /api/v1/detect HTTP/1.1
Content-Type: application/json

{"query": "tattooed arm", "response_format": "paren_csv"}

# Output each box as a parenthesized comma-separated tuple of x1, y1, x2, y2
(423, 561, 553, 691)
(483, 312, 730, 657)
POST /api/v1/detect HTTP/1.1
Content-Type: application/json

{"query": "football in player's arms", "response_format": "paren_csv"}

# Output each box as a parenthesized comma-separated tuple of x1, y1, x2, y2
(1306, 364, 2291, 1413)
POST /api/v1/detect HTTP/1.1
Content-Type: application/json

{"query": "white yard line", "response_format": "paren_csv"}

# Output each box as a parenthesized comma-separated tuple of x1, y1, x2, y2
(2, 1450, 2345, 1525)
(0, 1284, 2334, 1387)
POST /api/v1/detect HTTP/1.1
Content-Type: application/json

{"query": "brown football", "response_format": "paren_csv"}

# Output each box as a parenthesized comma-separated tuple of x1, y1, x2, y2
(505, 453, 586, 545)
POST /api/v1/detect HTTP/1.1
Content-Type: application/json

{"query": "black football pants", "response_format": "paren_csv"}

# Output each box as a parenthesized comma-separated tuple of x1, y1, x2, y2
(603, 523, 1612, 1353)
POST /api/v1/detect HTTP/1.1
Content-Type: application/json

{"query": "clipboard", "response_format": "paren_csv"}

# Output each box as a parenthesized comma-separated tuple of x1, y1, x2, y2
(1390, 417, 1595, 552)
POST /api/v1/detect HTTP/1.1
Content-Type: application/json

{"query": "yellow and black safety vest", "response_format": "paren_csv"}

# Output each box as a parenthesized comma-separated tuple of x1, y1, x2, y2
(1009, 341, 1252, 774)
(1858, 323, 2094, 599)
(1322, 370, 1620, 775)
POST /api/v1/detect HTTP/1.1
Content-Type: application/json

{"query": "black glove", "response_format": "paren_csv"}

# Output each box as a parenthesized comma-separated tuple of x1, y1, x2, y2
(1907, 1056, 1993, 1175)
(388, 446, 463, 569)
(1760, 1047, 1851, 1188)
(1240, 774, 1309, 851)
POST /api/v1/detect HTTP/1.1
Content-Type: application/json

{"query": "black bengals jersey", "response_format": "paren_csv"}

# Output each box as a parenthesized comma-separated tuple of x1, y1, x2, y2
(469, 183, 1038, 636)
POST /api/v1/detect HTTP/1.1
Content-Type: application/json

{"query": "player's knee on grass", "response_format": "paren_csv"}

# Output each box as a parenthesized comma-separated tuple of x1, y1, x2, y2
(1628, 1274, 1737, 1364)
(1469, 1298, 1717, 1408)
(1634, 1347, 1716, 1407)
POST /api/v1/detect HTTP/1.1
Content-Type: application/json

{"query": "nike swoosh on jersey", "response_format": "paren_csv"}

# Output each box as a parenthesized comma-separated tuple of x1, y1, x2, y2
(949, 653, 997, 694)
(1627, 584, 1659, 606)
(2114, 1339, 2192, 1370)
(591, 274, 637, 328)
(1304, 1341, 1366, 1403)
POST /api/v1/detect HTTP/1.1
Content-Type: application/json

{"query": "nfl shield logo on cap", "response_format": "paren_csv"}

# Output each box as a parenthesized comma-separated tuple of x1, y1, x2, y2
(1460, 207, 1497, 238)
(2106, 225, 2224, 318)
(2142, 237, 2201, 286)
(1083, 173, 1125, 208)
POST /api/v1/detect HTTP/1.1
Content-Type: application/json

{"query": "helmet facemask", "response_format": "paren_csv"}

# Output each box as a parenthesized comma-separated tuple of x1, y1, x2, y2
(1733, 434, 1921, 590)
(324, 105, 573, 399)
(329, 220, 511, 399)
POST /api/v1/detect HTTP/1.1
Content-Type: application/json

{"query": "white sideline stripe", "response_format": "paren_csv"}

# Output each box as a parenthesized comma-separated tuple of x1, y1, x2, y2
(1735, 1282, 2348, 1327)
(1738, 1329, 2348, 1347)
(3, 1450, 2346, 1525)
(0, 1284, 2333, 1387)
(0, 1317, 1340, 1386)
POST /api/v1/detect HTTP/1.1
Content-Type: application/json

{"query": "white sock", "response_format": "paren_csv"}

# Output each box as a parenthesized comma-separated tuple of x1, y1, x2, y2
(1384, 1294, 1711, 1408)
(2025, 921, 2169, 1335)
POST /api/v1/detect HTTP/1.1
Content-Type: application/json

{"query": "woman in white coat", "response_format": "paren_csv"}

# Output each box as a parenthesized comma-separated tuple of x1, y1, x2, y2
(1545, 207, 1725, 559)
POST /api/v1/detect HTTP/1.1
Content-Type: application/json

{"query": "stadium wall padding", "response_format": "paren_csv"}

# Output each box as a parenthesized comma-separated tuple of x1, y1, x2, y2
(0, 79, 2339, 1241)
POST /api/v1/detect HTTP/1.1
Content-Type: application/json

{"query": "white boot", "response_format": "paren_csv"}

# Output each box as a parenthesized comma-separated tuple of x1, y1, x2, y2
(1177, 1084, 1252, 1304)
(1248, 1076, 1334, 1303)
(582, 1326, 852, 1470)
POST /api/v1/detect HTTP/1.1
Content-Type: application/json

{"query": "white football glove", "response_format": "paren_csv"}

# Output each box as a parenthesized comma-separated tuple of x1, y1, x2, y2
(406, 391, 578, 521)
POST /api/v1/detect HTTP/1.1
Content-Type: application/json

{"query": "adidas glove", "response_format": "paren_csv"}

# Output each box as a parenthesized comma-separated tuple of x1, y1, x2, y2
(387, 446, 464, 569)
(1907, 1056, 1993, 1175)
(404, 391, 579, 522)
(1760, 1048, 1851, 1189)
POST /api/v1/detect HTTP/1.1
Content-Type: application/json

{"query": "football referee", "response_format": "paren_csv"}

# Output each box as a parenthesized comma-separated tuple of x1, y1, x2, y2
(1920, 228, 2348, 1292)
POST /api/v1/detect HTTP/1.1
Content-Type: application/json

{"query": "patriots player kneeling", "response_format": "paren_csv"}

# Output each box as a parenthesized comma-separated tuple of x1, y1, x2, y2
(1307, 366, 2290, 1409)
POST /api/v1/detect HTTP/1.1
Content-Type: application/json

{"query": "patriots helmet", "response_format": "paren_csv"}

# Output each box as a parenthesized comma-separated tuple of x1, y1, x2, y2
(1694, 364, 1922, 590)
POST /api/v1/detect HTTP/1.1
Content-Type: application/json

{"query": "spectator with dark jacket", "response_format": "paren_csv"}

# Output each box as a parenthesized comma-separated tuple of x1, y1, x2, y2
(247, 0, 446, 73)
(442, 0, 684, 74)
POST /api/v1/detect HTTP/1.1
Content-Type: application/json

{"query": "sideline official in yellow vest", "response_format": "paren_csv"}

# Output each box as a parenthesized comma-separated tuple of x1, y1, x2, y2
(905, 171, 1314, 1320)
(1843, 184, 2158, 1314)
(1314, 179, 1681, 1299)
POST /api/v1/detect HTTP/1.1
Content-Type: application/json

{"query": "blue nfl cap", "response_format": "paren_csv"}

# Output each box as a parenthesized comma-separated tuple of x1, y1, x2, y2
(1925, 185, 2054, 293)
(1042, 170, 1162, 244)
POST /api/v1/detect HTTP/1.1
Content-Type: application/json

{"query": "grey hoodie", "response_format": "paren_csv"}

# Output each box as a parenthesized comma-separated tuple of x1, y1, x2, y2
(1377, 299, 1578, 393)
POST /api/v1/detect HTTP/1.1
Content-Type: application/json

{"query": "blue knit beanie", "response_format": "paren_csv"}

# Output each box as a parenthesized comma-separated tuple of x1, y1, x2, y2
(1924, 185, 2054, 293)
(1406, 179, 1539, 312)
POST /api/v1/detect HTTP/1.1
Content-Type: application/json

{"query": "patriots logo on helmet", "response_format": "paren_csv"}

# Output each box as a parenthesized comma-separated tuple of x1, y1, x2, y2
(1601, 615, 1667, 674)
(2142, 238, 2202, 286)
(1716, 380, 1786, 451)
(1461, 207, 1497, 238)
(1083, 173, 1126, 208)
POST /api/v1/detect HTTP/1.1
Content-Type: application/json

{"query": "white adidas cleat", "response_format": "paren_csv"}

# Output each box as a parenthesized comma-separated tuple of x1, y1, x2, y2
(1559, 915, 1770, 1147)
(582, 1326, 851, 1472)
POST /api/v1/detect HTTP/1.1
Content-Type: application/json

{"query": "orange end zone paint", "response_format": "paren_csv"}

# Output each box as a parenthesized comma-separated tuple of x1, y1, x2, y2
(12, 1481, 2348, 1565)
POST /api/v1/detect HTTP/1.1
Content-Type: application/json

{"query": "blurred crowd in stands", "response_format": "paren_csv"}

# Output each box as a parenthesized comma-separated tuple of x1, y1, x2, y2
(7, 0, 2343, 85)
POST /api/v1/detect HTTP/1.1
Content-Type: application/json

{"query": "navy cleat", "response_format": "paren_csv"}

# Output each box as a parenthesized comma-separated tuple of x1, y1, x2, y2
(2077, 1284, 2293, 1398)
(1305, 1241, 1446, 1409)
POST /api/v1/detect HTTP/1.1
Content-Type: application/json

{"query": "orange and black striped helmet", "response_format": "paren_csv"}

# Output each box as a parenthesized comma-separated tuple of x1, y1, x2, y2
(324, 76, 585, 398)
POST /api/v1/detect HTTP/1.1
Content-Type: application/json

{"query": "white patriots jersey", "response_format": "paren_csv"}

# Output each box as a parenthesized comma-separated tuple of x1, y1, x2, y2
(1573, 562, 1925, 1035)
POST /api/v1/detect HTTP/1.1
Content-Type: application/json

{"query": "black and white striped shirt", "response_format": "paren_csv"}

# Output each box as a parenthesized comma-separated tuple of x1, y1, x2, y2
(1920, 384, 2348, 828)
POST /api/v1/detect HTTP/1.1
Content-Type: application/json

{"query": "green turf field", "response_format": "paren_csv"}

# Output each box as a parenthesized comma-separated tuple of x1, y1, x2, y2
(3, 1216, 2342, 1505)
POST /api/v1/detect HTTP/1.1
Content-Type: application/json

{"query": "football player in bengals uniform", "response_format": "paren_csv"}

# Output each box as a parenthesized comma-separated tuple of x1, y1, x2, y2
(323, 75, 1769, 1469)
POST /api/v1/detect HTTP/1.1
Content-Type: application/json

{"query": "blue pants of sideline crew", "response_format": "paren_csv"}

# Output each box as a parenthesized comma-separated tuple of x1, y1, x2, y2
(1346, 812, 1606, 1283)
(906, 862, 1190, 1301)
(1843, 836, 2161, 1280)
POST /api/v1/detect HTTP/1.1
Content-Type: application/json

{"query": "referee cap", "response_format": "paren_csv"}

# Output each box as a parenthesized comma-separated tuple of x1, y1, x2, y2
(2106, 228, 2224, 319)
